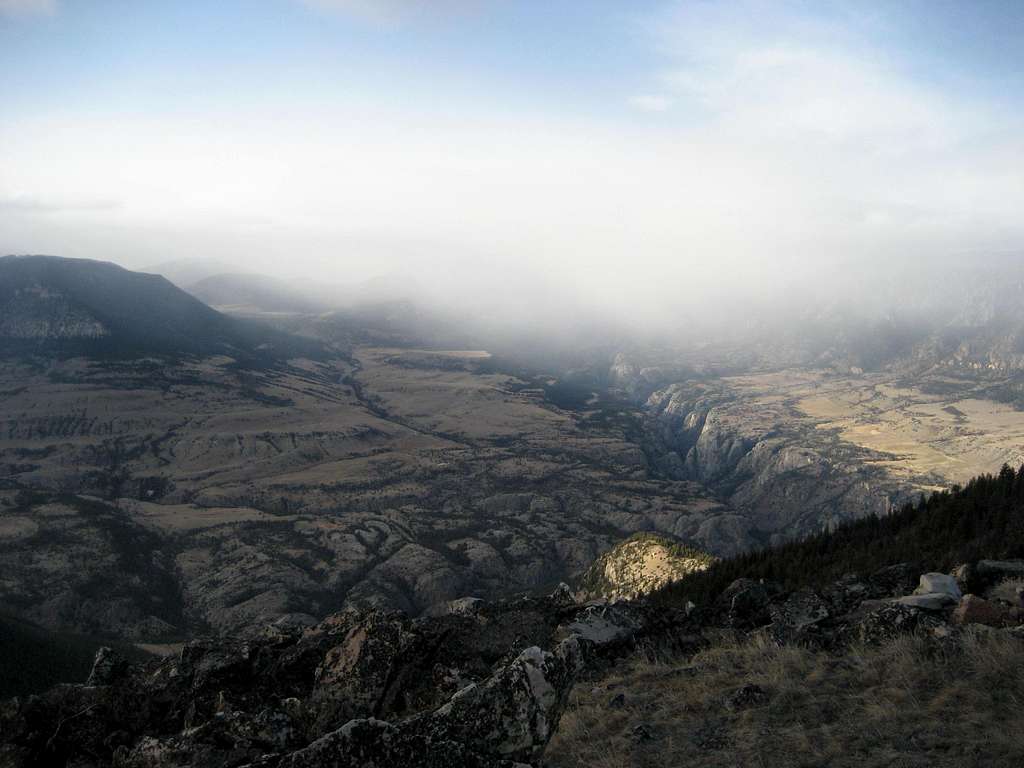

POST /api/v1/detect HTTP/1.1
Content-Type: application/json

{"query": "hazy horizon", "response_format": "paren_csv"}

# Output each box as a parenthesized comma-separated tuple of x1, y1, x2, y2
(3, 1, 1024, 329)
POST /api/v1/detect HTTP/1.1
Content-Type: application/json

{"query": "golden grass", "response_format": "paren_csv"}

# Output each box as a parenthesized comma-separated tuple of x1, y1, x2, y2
(798, 386, 1024, 484)
(547, 630, 1024, 767)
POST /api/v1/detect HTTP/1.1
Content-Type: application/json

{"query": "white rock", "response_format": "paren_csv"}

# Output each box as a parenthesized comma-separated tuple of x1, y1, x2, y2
(914, 573, 962, 601)
(896, 593, 958, 611)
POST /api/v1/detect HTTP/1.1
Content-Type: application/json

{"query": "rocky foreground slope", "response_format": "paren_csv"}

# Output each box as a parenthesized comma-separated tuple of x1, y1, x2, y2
(5, 554, 1024, 767)
(0, 586, 699, 767)
(10, 466, 1023, 766)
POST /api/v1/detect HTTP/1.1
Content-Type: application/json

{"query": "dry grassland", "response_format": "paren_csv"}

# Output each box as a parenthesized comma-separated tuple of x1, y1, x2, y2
(718, 370, 1024, 487)
(549, 630, 1024, 768)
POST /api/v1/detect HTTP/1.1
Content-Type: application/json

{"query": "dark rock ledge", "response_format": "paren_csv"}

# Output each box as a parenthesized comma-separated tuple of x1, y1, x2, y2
(0, 590, 698, 768)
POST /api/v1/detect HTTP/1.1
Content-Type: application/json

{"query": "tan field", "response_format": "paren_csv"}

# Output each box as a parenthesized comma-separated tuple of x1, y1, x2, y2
(714, 370, 1024, 488)
(797, 382, 1024, 484)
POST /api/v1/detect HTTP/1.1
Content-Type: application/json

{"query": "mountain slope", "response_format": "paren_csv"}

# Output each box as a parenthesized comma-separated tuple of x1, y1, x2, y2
(654, 463, 1024, 608)
(0, 255, 322, 360)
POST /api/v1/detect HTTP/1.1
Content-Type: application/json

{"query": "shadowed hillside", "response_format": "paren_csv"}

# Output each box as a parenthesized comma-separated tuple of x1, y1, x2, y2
(654, 464, 1024, 609)
(0, 613, 151, 698)
(0, 256, 324, 361)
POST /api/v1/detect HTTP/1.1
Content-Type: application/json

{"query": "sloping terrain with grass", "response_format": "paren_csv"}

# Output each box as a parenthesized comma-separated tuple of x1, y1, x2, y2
(547, 464, 1024, 767)
(548, 629, 1024, 768)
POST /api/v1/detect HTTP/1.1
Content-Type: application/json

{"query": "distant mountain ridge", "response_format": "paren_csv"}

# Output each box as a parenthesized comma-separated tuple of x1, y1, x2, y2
(0, 255, 323, 361)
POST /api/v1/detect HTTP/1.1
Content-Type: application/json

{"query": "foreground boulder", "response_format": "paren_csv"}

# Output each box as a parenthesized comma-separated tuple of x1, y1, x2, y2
(853, 603, 939, 645)
(717, 578, 783, 629)
(890, 571, 961, 611)
(913, 573, 962, 601)
(895, 593, 958, 611)
(280, 638, 585, 767)
(952, 595, 1007, 627)
(767, 589, 830, 644)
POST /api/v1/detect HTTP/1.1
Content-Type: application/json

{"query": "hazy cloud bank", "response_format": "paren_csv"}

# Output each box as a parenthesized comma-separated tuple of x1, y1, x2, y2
(1, 1, 1022, 332)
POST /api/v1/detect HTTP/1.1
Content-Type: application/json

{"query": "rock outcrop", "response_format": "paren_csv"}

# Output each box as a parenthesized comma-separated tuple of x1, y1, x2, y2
(575, 532, 716, 601)
(642, 381, 912, 543)
(0, 588, 698, 768)
(6, 556, 1024, 767)
(952, 595, 1006, 627)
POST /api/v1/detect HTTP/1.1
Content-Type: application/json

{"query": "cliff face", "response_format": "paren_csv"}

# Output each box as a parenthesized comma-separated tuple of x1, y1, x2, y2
(643, 380, 910, 543)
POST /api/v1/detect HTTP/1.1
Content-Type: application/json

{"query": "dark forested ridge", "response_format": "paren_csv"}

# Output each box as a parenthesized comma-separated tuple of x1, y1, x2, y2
(0, 255, 325, 362)
(654, 464, 1024, 607)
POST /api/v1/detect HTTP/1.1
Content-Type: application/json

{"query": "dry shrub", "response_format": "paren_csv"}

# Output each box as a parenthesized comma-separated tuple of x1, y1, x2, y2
(986, 577, 1024, 606)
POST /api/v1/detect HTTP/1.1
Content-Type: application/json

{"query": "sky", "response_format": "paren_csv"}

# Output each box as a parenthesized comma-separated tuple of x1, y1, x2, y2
(2, 0, 1023, 327)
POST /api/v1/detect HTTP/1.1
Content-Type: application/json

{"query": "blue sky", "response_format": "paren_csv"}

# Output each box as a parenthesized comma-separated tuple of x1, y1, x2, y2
(1, 1, 665, 120)
(4, 2, 1023, 123)
(2, 1, 1023, 322)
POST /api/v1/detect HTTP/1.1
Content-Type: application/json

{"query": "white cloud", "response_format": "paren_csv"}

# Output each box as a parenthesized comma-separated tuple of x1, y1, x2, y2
(0, 0, 56, 17)
(629, 94, 674, 113)
(296, 0, 469, 23)
(0, 192, 119, 214)
(1, 1, 1021, 328)
(645, 1, 982, 148)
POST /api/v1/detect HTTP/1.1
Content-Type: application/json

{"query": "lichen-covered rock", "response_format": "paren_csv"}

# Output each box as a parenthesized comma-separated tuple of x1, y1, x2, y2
(0, 591, 681, 768)
(895, 593, 958, 611)
(87, 646, 130, 687)
(854, 603, 936, 645)
(867, 563, 919, 598)
(310, 610, 419, 732)
(277, 638, 587, 767)
(768, 590, 830, 644)
(557, 604, 644, 647)
(414, 639, 585, 762)
(952, 563, 976, 595)
(548, 583, 576, 608)
(717, 578, 783, 629)
(820, 575, 872, 615)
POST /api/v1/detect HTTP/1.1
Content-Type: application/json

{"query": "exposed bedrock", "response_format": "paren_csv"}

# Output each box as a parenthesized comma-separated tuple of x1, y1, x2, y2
(0, 589, 700, 768)
(644, 383, 910, 542)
